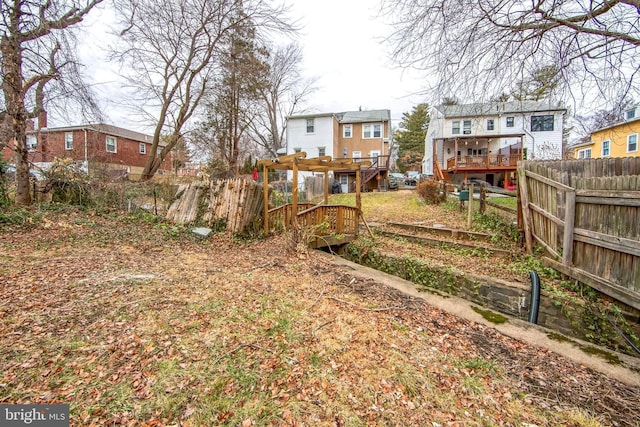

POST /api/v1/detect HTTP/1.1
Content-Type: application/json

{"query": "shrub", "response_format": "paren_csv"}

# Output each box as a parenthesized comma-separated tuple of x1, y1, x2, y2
(416, 180, 446, 205)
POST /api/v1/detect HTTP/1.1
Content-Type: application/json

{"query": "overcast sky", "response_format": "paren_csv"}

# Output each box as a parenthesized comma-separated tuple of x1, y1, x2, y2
(287, 0, 426, 120)
(72, 0, 427, 133)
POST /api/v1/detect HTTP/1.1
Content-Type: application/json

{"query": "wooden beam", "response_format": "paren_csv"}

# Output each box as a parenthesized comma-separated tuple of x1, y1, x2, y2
(292, 161, 298, 227)
(574, 228, 640, 257)
(562, 190, 576, 266)
(517, 166, 534, 253)
(324, 171, 329, 204)
(263, 163, 269, 235)
(356, 168, 361, 212)
(543, 257, 640, 311)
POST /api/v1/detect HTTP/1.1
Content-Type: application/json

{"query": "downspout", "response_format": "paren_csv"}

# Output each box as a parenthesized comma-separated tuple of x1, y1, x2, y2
(83, 129, 88, 174)
(528, 271, 541, 324)
(522, 127, 535, 160)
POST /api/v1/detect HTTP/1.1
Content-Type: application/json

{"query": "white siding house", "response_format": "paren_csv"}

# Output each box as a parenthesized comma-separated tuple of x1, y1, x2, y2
(423, 101, 566, 185)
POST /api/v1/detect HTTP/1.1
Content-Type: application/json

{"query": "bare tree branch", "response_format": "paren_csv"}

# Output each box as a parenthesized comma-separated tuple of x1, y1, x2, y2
(382, 0, 640, 110)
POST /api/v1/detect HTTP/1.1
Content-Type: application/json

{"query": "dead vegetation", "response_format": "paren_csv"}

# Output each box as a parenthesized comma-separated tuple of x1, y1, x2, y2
(1, 207, 640, 426)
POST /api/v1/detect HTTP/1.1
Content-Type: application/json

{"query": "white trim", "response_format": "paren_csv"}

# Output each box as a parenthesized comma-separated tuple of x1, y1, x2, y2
(65, 132, 74, 150)
(578, 148, 592, 159)
(628, 133, 638, 153)
(139, 143, 146, 154)
(343, 124, 352, 138)
(362, 123, 382, 139)
(106, 135, 117, 153)
(601, 140, 610, 157)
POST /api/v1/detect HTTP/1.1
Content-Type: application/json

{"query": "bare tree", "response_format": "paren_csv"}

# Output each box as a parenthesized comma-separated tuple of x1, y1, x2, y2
(1, 0, 103, 205)
(382, 0, 640, 110)
(247, 43, 317, 158)
(111, 0, 295, 181)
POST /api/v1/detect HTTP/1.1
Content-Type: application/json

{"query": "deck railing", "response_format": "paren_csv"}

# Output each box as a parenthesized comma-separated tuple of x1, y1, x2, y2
(268, 203, 360, 236)
(297, 204, 360, 236)
(268, 203, 315, 231)
(446, 154, 521, 170)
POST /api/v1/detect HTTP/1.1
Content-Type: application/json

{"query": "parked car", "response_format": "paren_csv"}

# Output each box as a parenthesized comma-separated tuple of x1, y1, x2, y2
(404, 171, 421, 186)
(468, 179, 500, 192)
(388, 173, 404, 190)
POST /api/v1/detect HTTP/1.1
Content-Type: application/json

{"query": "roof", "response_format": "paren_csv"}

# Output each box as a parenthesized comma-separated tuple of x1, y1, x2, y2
(435, 101, 566, 118)
(336, 110, 390, 123)
(287, 109, 391, 123)
(591, 116, 640, 134)
(38, 123, 154, 144)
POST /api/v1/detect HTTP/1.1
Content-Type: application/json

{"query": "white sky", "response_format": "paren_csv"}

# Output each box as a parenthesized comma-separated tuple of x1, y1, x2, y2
(287, 0, 426, 120)
(71, 0, 427, 133)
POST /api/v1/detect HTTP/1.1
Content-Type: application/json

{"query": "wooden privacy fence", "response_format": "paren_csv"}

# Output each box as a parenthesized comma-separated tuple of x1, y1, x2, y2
(166, 179, 264, 233)
(518, 158, 640, 310)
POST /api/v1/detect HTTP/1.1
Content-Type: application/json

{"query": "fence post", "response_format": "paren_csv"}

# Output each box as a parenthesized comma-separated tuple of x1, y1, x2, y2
(518, 166, 534, 254)
(467, 183, 474, 229)
(562, 189, 576, 266)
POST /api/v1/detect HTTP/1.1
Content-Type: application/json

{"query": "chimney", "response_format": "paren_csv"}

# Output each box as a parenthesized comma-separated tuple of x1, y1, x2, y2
(38, 110, 47, 129)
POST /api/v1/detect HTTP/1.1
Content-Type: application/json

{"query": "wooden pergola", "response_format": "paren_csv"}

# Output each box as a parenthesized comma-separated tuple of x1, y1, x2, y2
(258, 152, 371, 244)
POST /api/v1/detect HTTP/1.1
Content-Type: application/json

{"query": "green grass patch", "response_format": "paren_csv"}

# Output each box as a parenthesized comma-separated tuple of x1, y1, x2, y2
(471, 306, 508, 324)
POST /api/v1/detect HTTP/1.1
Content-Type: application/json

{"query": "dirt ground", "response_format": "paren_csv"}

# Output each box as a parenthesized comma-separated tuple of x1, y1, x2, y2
(1, 207, 640, 426)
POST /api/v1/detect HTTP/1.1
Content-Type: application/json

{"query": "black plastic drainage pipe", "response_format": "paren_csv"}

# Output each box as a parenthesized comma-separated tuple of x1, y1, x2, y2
(528, 271, 541, 324)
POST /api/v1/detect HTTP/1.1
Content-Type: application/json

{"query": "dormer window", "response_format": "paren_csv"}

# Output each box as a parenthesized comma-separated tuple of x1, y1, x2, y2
(626, 108, 636, 120)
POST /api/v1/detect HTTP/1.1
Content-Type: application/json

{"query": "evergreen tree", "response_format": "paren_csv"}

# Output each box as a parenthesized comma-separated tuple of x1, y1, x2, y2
(394, 103, 430, 172)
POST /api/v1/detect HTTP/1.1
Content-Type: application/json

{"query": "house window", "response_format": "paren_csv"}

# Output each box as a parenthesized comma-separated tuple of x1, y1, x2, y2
(363, 124, 382, 139)
(578, 148, 592, 159)
(531, 115, 554, 131)
(318, 146, 326, 157)
(487, 119, 494, 131)
(106, 136, 117, 153)
(463, 120, 471, 134)
(602, 140, 610, 157)
(352, 151, 362, 162)
(628, 134, 638, 152)
(452, 121, 460, 134)
(26, 135, 37, 150)
(626, 108, 636, 120)
(65, 132, 73, 150)
(506, 117, 514, 127)
(139, 143, 146, 154)
(339, 175, 348, 186)
(306, 119, 315, 134)
(343, 124, 352, 138)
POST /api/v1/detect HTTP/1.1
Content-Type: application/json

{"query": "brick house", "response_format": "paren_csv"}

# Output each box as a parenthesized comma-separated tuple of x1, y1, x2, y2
(1, 113, 172, 180)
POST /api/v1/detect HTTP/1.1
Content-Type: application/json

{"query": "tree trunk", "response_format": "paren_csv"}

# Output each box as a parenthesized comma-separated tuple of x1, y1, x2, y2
(1, 36, 31, 205)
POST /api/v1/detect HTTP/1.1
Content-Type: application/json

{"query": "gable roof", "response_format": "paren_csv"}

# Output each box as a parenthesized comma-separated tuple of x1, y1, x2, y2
(336, 110, 390, 123)
(39, 123, 154, 144)
(591, 115, 640, 134)
(287, 109, 391, 123)
(436, 101, 566, 118)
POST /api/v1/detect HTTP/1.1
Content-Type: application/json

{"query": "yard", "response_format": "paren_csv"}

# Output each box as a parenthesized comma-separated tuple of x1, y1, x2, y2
(1, 193, 639, 426)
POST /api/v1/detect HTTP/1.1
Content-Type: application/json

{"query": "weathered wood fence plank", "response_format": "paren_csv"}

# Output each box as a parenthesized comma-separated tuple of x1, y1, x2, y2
(519, 158, 640, 310)
(166, 179, 265, 234)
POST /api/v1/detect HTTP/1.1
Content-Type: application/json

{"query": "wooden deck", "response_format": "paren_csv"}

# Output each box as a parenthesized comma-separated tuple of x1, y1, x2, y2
(268, 203, 360, 248)
(446, 154, 521, 171)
